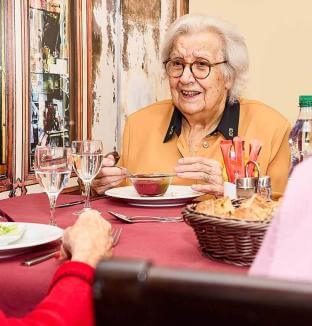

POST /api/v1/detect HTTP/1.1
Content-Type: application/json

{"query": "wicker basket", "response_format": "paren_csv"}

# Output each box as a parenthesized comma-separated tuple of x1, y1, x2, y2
(182, 204, 271, 267)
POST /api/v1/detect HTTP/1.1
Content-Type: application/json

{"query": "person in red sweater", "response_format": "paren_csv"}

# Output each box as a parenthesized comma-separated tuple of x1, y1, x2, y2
(1, 209, 113, 326)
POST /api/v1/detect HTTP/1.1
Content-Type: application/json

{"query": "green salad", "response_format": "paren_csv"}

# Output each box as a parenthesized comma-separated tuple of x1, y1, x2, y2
(0, 223, 17, 236)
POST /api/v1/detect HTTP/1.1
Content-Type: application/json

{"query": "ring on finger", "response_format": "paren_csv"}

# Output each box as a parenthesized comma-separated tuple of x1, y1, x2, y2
(203, 173, 210, 183)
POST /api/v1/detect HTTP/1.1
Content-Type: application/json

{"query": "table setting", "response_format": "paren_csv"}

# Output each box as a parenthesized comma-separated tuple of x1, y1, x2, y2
(0, 137, 279, 262)
(0, 189, 248, 317)
(2, 138, 280, 316)
(0, 137, 278, 267)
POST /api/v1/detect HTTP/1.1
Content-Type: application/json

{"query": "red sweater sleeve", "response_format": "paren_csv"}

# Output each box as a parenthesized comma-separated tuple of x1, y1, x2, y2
(2, 261, 95, 326)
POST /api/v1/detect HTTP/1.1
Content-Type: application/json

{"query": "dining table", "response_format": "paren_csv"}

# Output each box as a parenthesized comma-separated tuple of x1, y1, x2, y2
(0, 192, 247, 317)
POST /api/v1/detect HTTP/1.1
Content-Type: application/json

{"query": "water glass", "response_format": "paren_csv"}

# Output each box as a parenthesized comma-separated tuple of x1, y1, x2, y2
(71, 140, 103, 213)
(34, 146, 73, 225)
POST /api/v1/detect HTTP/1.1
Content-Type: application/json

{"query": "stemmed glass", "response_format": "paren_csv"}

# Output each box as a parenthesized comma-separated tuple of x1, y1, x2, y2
(71, 140, 104, 214)
(34, 146, 73, 225)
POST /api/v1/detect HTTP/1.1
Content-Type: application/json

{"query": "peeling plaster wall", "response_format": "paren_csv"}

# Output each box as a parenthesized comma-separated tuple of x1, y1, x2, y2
(91, 0, 178, 153)
(92, 0, 119, 153)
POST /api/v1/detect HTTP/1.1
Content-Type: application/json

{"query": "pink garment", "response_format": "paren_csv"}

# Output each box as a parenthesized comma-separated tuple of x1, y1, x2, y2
(250, 158, 312, 282)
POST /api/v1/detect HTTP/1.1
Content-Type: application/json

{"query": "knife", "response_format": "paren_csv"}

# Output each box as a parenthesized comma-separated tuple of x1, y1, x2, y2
(22, 249, 60, 266)
(0, 208, 15, 222)
(55, 195, 107, 208)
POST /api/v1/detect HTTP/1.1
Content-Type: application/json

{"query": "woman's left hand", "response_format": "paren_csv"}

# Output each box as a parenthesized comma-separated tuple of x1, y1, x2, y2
(174, 156, 224, 196)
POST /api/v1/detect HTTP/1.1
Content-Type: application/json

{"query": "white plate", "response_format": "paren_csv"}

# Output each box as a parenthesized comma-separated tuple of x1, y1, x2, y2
(0, 222, 63, 256)
(105, 185, 202, 207)
(0, 223, 26, 246)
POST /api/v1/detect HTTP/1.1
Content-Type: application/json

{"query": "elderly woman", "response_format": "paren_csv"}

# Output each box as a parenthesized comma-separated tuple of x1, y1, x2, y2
(92, 14, 290, 196)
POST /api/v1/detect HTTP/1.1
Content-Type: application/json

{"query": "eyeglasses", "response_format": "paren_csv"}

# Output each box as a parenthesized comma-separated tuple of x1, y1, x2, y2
(163, 58, 227, 79)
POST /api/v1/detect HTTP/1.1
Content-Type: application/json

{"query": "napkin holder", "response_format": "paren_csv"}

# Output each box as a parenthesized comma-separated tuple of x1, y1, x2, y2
(223, 181, 237, 199)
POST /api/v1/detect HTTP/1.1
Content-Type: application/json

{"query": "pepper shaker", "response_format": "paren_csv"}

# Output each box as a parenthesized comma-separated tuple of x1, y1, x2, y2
(257, 176, 271, 200)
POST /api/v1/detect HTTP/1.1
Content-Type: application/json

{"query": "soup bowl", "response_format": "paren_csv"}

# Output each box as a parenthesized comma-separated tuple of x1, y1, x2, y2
(129, 173, 174, 197)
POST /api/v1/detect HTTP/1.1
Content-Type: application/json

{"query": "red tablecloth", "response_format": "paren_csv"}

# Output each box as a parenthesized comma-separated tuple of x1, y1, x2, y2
(0, 193, 246, 317)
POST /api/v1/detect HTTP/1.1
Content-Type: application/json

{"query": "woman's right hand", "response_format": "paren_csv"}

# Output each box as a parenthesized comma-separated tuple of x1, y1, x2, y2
(91, 155, 129, 195)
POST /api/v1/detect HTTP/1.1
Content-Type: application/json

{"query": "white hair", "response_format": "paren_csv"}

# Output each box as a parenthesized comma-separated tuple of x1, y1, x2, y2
(161, 14, 249, 103)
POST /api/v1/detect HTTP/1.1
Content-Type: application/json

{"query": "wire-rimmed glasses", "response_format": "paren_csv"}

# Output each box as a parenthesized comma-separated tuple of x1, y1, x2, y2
(71, 140, 104, 214)
(163, 58, 227, 79)
(34, 146, 73, 226)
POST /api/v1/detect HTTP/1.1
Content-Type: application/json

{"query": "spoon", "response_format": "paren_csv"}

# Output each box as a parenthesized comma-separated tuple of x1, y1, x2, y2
(115, 167, 177, 179)
(114, 166, 134, 177)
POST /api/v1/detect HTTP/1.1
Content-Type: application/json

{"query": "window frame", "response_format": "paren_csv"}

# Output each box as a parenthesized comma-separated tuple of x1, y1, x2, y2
(21, 0, 82, 185)
(0, 1, 14, 193)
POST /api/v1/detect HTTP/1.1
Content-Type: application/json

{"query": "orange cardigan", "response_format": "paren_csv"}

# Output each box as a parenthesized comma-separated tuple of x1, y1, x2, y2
(119, 99, 291, 194)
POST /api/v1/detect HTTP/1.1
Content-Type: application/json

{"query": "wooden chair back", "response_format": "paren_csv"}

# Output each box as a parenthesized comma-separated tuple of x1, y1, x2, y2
(94, 258, 312, 326)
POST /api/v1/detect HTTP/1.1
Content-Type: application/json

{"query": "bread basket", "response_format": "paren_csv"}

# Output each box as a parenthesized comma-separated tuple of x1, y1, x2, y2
(182, 203, 271, 267)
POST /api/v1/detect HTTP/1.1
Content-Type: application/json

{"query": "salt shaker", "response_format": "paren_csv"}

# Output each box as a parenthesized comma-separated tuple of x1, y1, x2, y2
(235, 177, 258, 199)
(257, 176, 272, 200)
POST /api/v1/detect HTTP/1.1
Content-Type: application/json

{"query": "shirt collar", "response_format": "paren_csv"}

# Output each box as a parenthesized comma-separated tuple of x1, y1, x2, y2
(163, 99, 240, 143)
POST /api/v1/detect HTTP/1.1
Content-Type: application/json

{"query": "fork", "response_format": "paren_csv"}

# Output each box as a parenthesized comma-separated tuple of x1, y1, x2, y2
(22, 227, 123, 266)
(112, 227, 123, 246)
(108, 211, 182, 223)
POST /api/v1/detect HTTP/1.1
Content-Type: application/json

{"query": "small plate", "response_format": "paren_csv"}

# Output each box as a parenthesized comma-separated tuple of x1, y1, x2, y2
(105, 185, 202, 207)
(0, 222, 63, 257)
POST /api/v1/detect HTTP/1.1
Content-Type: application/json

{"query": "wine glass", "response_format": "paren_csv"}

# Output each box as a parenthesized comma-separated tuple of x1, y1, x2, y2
(71, 140, 104, 213)
(34, 146, 73, 225)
